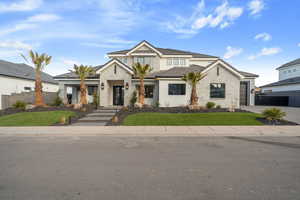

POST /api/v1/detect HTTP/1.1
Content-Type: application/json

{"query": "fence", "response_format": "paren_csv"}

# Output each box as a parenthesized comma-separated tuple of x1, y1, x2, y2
(1, 91, 57, 109)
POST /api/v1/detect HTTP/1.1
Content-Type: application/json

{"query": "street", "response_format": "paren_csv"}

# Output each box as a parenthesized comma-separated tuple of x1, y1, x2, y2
(0, 135, 300, 200)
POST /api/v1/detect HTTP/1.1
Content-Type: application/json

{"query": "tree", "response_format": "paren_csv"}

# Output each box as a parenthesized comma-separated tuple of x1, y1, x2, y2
(70, 65, 95, 105)
(182, 72, 206, 105)
(21, 50, 52, 106)
(132, 63, 152, 105)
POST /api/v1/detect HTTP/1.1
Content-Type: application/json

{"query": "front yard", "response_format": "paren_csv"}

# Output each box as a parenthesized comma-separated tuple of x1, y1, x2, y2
(122, 112, 264, 126)
(0, 111, 76, 126)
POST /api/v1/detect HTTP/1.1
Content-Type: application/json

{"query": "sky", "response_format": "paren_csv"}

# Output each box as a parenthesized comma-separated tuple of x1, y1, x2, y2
(0, 0, 299, 86)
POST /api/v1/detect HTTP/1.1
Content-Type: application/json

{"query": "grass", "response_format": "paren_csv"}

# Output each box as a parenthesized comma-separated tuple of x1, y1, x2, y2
(0, 111, 76, 126)
(122, 112, 264, 126)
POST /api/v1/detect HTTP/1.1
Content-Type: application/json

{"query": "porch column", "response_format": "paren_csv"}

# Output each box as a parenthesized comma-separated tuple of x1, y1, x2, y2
(71, 86, 78, 104)
(58, 83, 68, 104)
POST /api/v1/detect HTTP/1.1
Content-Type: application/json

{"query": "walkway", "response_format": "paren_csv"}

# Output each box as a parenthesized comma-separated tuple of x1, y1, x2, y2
(242, 106, 300, 124)
(71, 108, 119, 126)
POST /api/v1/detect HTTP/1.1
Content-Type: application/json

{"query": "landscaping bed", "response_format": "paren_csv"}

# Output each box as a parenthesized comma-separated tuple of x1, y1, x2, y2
(0, 105, 95, 126)
(107, 107, 298, 126)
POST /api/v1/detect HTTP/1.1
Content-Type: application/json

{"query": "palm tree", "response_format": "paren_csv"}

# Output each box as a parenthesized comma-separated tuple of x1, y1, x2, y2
(70, 64, 95, 105)
(21, 50, 52, 106)
(182, 72, 206, 105)
(133, 63, 152, 105)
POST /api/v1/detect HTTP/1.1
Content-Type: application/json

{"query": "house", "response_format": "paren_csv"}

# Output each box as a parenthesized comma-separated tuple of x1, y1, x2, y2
(54, 41, 258, 108)
(0, 60, 58, 109)
(260, 58, 300, 107)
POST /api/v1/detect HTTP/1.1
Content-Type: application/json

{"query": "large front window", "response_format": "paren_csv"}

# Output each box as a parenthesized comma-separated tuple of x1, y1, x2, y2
(210, 83, 225, 98)
(134, 57, 152, 65)
(167, 58, 186, 66)
(168, 84, 186, 95)
(136, 85, 154, 98)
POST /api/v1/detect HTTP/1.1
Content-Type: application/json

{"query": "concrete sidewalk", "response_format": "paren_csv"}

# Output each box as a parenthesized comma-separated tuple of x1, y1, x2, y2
(0, 126, 299, 137)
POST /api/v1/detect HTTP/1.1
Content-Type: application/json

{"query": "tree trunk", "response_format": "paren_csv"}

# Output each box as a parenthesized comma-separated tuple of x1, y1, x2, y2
(80, 80, 88, 105)
(190, 84, 198, 105)
(35, 71, 45, 106)
(139, 78, 145, 105)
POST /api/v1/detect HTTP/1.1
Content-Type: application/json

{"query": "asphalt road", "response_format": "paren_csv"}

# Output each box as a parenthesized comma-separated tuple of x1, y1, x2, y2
(0, 136, 300, 200)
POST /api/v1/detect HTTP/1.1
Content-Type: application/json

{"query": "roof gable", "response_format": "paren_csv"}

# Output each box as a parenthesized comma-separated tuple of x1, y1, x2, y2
(126, 40, 162, 56)
(276, 58, 300, 70)
(96, 58, 134, 74)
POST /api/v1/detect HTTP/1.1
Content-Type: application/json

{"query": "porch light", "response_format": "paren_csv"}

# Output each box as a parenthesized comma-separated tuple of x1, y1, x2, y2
(101, 82, 105, 90)
(125, 82, 129, 90)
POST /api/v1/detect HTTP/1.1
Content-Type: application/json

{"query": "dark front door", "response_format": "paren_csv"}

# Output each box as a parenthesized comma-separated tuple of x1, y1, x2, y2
(240, 82, 248, 106)
(113, 86, 124, 106)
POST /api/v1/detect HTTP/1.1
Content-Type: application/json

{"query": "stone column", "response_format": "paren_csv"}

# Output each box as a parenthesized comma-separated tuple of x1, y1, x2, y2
(71, 86, 78, 104)
(58, 83, 68, 104)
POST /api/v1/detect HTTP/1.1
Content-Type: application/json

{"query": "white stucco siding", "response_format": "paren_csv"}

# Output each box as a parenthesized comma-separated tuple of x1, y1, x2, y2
(197, 64, 241, 108)
(0, 75, 58, 109)
(262, 83, 300, 93)
(158, 79, 190, 107)
(278, 64, 300, 80)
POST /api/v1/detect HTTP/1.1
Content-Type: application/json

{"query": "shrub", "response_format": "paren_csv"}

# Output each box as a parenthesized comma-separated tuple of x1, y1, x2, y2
(130, 91, 137, 106)
(154, 101, 160, 108)
(206, 102, 216, 109)
(262, 108, 286, 122)
(93, 92, 99, 108)
(216, 105, 221, 109)
(52, 95, 63, 106)
(13, 101, 27, 110)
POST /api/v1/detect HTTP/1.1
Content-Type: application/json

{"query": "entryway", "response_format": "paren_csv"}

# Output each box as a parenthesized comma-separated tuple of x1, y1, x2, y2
(113, 86, 124, 106)
(240, 82, 249, 106)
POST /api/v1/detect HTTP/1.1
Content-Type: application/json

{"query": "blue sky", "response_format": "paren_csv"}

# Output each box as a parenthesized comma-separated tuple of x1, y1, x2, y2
(0, 0, 299, 86)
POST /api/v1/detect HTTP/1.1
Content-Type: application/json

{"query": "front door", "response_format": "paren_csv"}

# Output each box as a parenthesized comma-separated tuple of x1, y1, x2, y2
(113, 86, 124, 106)
(240, 82, 248, 106)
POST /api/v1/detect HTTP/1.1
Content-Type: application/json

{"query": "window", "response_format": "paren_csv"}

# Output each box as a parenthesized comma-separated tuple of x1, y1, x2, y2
(168, 84, 186, 95)
(136, 85, 154, 98)
(88, 86, 98, 95)
(167, 58, 172, 65)
(120, 57, 127, 64)
(134, 57, 152, 65)
(114, 65, 117, 74)
(24, 87, 31, 91)
(210, 83, 225, 98)
(179, 58, 186, 65)
(166, 58, 186, 66)
(173, 58, 179, 65)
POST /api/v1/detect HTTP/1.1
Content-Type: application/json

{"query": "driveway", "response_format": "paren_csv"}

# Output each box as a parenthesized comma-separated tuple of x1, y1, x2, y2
(242, 106, 300, 124)
(0, 136, 300, 200)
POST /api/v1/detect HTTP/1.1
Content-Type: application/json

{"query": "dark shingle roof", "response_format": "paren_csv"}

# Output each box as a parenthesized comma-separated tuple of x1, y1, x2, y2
(261, 76, 300, 88)
(0, 60, 57, 84)
(276, 58, 300, 70)
(107, 40, 218, 58)
(238, 71, 259, 78)
(54, 65, 102, 79)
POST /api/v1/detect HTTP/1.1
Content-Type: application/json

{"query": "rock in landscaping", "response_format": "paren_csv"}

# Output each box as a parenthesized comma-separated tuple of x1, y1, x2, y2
(134, 102, 143, 109)
(25, 104, 36, 110)
(112, 116, 119, 123)
(187, 105, 203, 110)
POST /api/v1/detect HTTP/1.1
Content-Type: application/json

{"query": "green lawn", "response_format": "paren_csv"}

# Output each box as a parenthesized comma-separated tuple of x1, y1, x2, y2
(122, 112, 264, 126)
(0, 111, 76, 126)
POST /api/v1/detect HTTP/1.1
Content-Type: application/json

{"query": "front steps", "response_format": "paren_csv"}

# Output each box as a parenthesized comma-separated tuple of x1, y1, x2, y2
(71, 108, 119, 126)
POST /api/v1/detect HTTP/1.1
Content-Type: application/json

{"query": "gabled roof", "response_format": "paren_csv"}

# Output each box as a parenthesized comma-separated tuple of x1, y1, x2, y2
(276, 58, 300, 70)
(96, 58, 134, 74)
(54, 65, 102, 79)
(0, 59, 58, 84)
(261, 76, 300, 88)
(107, 40, 218, 59)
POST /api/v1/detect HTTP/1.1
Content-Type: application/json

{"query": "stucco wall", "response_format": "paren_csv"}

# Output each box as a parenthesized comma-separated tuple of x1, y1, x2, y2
(278, 64, 300, 80)
(0, 75, 58, 109)
(99, 62, 133, 107)
(262, 83, 300, 93)
(158, 64, 241, 108)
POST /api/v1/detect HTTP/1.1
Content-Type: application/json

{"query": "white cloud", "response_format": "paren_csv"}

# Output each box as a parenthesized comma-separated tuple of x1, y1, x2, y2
(166, 0, 243, 37)
(27, 14, 61, 22)
(298, 43, 300, 47)
(0, 0, 43, 12)
(81, 39, 134, 49)
(62, 59, 80, 66)
(248, 0, 265, 15)
(224, 46, 243, 59)
(0, 23, 37, 37)
(248, 47, 282, 60)
(0, 41, 32, 50)
(255, 33, 272, 41)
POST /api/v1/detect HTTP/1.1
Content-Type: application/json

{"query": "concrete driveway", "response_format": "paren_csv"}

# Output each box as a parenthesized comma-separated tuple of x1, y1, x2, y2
(242, 106, 300, 124)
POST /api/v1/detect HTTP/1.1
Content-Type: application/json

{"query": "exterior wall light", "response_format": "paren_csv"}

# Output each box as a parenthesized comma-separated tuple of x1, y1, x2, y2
(101, 82, 105, 90)
(125, 82, 129, 90)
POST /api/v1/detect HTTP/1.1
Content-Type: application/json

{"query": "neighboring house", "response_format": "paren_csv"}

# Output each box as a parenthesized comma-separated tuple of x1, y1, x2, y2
(0, 60, 58, 109)
(260, 58, 300, 107)
(54, 41, 258, 108)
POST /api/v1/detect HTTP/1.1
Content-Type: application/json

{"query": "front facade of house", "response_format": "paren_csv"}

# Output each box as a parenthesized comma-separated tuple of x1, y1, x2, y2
(55, 41, 258, 108)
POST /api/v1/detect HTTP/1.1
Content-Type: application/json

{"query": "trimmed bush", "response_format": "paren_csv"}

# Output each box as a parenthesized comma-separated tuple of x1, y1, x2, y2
(262, 108, 286, 122)
(130, 91, 137, 106)
(206, 102, 216, 109)
(216, 105, 221, 109)
(13, 101, 26, 110)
